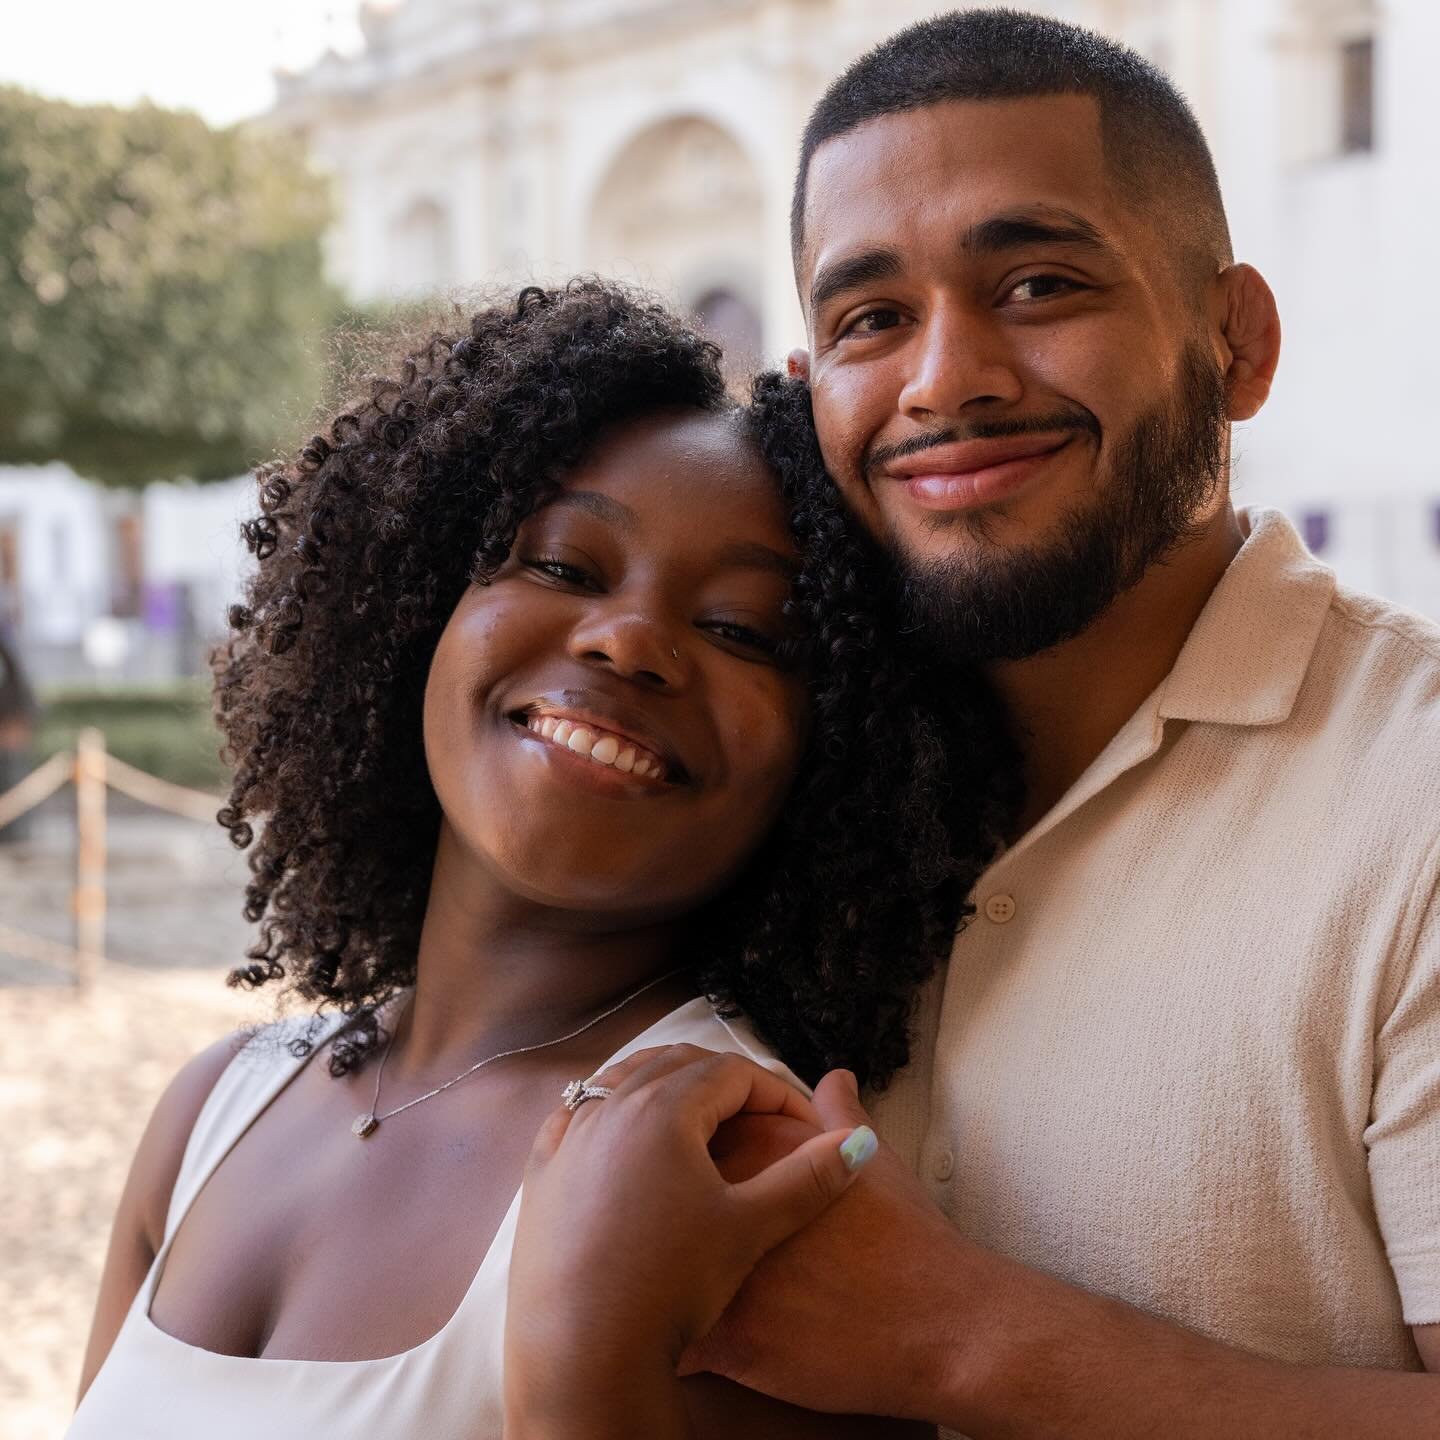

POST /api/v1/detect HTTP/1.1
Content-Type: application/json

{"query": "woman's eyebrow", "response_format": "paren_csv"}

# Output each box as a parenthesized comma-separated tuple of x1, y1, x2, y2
(547, 490, 637, 530)
(713, 539, 799, 580)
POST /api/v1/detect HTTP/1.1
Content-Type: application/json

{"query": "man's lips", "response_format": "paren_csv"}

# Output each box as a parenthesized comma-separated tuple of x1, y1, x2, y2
(876, 433, 1078, 512)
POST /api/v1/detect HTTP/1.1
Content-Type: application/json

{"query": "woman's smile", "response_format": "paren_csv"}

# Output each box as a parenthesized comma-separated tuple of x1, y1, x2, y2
(422, 408, 808, 913)
(508, 698, 683, 793)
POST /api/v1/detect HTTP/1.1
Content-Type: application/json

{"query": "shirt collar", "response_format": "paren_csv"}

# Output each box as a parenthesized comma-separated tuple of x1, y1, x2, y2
(1155, 507, 1336, 728)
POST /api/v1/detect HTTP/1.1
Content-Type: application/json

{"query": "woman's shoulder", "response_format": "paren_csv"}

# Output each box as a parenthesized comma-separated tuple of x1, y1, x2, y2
(131, 1031, 251, 1252)
(131, 1013, 330, 1249)
(629, 996, 810, 1095)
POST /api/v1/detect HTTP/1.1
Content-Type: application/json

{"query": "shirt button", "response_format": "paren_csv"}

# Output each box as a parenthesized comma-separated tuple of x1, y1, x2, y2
(984, 893, 1016, 924)
(932, 1148, 955, 1182)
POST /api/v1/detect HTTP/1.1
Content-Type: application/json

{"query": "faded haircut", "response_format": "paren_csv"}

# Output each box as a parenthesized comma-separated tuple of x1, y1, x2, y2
(792, 8, 1233, 283)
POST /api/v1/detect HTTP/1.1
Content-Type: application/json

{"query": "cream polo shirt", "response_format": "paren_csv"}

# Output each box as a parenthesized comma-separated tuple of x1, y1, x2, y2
(871, 507, 1440, 1378)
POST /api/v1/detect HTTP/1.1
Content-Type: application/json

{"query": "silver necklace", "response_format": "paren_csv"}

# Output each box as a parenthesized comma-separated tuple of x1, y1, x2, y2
(350, 966, 686, 1139)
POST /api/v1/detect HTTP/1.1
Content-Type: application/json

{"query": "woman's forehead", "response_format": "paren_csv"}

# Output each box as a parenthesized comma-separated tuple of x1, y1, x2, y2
(553, 409, 791, 543)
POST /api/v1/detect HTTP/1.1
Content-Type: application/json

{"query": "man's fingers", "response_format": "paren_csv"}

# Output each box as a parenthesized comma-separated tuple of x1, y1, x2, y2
(732, 1124, 879, 1255)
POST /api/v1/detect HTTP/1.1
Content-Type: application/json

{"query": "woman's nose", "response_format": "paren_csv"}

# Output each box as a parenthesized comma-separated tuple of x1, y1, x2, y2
(567, 604, 686, 689)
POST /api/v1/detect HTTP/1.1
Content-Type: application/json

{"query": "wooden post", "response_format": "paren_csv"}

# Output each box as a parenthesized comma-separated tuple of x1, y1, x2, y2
(73, 727, 107, 989)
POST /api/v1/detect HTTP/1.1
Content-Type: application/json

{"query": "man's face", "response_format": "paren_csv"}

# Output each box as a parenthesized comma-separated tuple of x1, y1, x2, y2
(797, 95, 1230, 658)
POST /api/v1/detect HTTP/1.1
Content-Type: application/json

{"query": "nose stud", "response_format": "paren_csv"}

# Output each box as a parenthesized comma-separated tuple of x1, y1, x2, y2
(671, 647, 679, 659)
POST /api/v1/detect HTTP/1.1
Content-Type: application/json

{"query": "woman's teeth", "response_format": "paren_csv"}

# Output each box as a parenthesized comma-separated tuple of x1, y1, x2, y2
(525, 714, 665, 780)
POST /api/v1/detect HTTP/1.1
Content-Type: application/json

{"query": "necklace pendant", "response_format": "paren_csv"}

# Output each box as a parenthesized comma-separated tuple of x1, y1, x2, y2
(352, 1112, 379, 1139)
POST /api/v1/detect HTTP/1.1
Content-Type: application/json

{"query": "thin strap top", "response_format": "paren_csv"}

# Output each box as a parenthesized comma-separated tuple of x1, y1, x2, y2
(69, 996, 801, 1440)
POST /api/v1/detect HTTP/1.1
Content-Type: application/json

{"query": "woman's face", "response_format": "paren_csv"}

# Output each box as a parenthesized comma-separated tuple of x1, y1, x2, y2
(423, 409, 808, 922)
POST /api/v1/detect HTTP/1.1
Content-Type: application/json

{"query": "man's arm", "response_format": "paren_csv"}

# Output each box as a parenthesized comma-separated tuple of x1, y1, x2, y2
(684, 1073, 1440, 1438)
(932, 1235, 1440, 1439)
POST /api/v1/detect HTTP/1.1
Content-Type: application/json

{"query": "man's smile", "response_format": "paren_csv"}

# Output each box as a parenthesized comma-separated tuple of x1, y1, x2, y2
(875, 432, 1079, 513)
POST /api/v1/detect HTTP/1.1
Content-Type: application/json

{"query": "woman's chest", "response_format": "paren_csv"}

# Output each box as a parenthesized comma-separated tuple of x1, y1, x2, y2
(149, 1067, 554, 1361)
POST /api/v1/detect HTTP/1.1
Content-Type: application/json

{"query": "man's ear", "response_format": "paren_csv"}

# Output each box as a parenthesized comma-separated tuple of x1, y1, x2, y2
(786, 348, 811, 381)
(1214, 264, 1281, 421)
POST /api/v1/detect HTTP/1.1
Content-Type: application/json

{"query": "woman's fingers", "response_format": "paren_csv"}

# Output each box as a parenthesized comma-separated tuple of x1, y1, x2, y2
(732, 1123, 879, 1255)
(580, 1045, 821, 1131)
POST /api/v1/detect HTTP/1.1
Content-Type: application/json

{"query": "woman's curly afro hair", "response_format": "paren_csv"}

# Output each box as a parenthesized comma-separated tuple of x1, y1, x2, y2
(213, 279, 1019, 1089)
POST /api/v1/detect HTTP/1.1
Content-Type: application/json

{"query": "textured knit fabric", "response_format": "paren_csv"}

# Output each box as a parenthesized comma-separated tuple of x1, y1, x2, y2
(872, 508, 1440, 1413)
(68, 997, 802, 1439)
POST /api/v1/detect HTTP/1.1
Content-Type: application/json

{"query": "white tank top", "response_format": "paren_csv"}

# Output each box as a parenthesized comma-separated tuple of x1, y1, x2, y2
(69, 996, 802, 1439)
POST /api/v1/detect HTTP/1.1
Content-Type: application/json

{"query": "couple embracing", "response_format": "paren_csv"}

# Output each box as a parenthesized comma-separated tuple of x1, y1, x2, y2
(70, 11, 1440, 1438)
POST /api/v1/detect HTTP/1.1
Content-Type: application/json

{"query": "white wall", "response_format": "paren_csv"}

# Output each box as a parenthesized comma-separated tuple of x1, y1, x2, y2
(0, 466, 109, 645)
(269, 0, 1440, 616)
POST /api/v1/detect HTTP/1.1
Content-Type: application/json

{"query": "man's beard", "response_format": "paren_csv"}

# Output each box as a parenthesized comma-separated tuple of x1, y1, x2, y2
(890, 341, 1229, 662)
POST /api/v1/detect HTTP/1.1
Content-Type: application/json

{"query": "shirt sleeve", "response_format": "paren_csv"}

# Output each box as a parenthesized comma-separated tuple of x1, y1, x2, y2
(1366, 832, 1440, 1326)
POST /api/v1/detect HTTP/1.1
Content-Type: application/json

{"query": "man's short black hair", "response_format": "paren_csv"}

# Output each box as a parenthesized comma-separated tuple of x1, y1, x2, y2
(792, 8, 1232, 281)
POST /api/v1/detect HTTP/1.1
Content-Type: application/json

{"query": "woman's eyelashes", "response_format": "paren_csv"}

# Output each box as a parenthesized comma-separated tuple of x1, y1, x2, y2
(520, 553, 783, 661)
(523, 554, 600, 589)
(700, 617, 783, 659)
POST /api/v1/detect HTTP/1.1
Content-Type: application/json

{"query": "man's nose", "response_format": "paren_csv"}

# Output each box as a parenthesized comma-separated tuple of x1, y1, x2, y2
(568, 602, 686, 689)
(897, 303, 1024, 422)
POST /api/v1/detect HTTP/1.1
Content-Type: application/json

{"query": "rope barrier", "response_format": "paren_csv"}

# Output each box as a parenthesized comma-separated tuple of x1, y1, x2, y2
(0, 736, 223, 986)
(0, 751, 73, 831)
(102, 753, 221, 824)
(0, 920, 94, 974)
(0, 747, 221, 828)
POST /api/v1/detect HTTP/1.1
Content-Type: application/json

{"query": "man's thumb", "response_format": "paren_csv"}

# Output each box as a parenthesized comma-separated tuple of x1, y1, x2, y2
(813, 1067, 871, 1129)
(733, 1125, 878, 1254)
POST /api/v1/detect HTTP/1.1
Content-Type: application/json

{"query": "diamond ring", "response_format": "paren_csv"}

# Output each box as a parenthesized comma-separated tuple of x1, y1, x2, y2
(561, 1079, 615, 1111)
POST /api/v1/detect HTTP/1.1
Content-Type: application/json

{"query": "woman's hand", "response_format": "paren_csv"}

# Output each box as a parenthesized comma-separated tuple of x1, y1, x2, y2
(503, 1043, 878, 1439)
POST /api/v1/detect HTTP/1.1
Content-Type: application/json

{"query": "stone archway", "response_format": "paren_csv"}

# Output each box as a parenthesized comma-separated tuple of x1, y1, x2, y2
(587, 115, 766, 373)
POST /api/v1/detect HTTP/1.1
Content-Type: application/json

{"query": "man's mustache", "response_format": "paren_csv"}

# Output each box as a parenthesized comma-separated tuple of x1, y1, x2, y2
(864, 408, 1103, 478)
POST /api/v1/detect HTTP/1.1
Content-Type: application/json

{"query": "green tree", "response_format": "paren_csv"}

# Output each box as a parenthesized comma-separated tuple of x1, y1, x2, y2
(0, 88, 340, 486)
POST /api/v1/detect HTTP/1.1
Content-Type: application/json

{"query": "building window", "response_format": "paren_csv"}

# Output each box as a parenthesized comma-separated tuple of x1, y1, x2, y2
(1340, 36, 1375, 154)
(1302, 510, 1331, 555)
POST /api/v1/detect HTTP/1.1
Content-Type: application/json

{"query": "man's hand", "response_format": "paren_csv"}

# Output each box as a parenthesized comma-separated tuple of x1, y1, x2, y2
(684, 1069, 972, 1421)
(689, 1073, 1440, 1439)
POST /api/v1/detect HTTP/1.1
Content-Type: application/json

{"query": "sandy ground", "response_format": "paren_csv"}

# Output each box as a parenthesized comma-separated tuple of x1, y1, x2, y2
(2, 809, 272, 1440)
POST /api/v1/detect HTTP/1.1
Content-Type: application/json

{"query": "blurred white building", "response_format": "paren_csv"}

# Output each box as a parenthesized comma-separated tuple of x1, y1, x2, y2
(265, 0, 1438, 611)
(0, 467, 252, 683)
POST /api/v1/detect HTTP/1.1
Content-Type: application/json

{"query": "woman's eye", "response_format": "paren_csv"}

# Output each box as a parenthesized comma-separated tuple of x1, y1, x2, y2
(704, 619, 780, 656)
(1007, 274, 1083, 303)
(523, 556, 596, 588)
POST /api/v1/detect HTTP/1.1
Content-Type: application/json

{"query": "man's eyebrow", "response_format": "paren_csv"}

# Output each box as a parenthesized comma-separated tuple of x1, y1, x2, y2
(961, 207, 1118, 259)
(545, 490, 637, 531)
(808, 246, 903, 315)
(713, 538, 799, 580)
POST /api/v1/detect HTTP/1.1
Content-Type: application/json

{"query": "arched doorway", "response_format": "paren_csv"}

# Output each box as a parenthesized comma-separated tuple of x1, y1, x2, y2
(587, 116, 765, 377)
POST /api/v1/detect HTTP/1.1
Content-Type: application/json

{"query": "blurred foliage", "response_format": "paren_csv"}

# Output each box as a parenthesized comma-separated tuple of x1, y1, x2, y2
(0, 87, 343, 487)
(36, 681, 228, 792)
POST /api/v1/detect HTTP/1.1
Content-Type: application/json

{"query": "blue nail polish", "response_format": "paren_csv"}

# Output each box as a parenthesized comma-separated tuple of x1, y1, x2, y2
(840, 1125, 878, 1172)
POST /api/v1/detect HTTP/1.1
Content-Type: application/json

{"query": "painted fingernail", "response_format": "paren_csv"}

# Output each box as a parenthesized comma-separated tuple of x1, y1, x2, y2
(839, 1125, 878, 1172)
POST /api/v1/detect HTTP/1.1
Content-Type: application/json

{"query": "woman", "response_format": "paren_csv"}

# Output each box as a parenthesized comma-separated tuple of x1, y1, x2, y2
(71, 281, 1015, 1437)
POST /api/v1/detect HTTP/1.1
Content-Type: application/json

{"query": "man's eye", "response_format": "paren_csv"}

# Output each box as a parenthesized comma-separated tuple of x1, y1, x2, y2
(1007, 274, 1083, 302)
(842, 307, 903, 337)
(523, 556, 596, 588)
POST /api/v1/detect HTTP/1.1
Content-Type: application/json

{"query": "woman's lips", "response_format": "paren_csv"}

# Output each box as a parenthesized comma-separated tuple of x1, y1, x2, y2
(522, 711, 667, 780)
(880, 434, 1076, 512)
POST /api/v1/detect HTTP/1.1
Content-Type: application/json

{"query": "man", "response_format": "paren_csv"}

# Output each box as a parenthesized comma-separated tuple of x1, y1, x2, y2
(685, 11, 1440, 1435)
